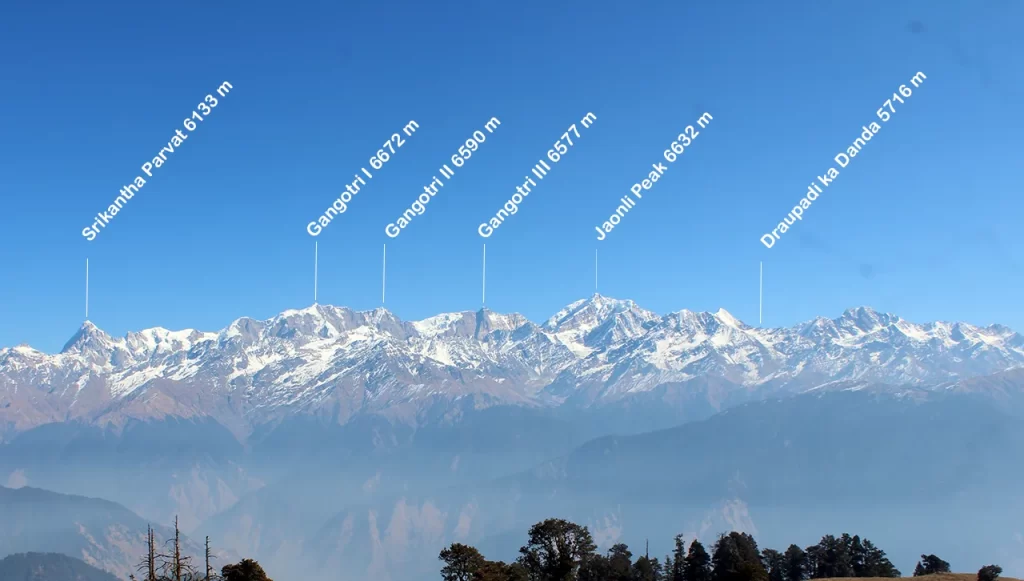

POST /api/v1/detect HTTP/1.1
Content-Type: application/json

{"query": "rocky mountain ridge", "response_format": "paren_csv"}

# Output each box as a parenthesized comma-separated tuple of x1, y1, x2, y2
(2, 295, 1022, 440)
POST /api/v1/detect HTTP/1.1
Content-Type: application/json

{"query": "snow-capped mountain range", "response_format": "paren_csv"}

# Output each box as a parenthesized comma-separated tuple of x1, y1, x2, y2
(2, 294, 1022, 438)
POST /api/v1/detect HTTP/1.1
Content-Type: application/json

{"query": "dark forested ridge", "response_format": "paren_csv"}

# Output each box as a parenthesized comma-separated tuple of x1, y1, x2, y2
(437, 518, 1015, 581)
(0, 552, 121, 581)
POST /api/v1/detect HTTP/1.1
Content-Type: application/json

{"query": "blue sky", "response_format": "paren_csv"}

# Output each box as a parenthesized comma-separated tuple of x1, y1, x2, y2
(1, 0, 1022, 352)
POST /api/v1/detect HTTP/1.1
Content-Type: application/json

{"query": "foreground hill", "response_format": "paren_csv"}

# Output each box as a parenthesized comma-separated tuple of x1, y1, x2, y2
(0, 486, 222, 579)
(0, 552, 120, 581)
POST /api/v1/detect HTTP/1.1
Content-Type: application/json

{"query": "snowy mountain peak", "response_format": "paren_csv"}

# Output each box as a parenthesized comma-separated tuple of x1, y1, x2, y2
(839, 306, 894, 332)
(714, 308, 743, 328)
(411, 311, 473, 338)
(61, 320, 113, 354)
(541, 295, 658, 353)
(476, 308, 529, 336)
(543, 294, 655, 331)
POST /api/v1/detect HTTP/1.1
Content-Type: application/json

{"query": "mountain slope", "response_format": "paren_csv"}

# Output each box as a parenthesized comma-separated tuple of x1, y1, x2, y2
(0, 485, 222, 579)
(0, 552, 121, 581)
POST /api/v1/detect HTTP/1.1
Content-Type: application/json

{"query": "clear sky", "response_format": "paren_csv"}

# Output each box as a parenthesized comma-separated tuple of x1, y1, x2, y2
(1, 0, 1022, 353)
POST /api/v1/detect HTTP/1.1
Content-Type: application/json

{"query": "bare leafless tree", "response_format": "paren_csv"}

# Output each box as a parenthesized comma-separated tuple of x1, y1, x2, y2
(156, 516, 200, 581)
(133, 516, 220, 581)
(205, 535, 220, 581)
(134, 525, 158, 581)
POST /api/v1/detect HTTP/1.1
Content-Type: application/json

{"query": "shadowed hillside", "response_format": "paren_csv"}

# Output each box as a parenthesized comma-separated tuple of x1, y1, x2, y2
(0, 552, 120, 581)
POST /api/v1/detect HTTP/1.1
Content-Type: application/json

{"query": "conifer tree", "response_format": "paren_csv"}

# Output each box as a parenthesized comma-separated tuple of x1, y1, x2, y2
(813, 534, 853, 578)
(804, 544, 822, 580)
(849, 536, 866, 577)
(633, 555, 662, 581)
(782, 545, 807, 581)
(711, 533, 767, 581)
(762, 549, 786, 581)
(608, 543, 633, 581)
(914, 554, 951, 576)
(860, 539, 900, 577)
(684, 540, 712, 581)
(671, 535, 687, 581)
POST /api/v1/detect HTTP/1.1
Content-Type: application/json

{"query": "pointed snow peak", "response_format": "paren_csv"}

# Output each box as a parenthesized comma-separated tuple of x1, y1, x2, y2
(61, 320, 113, 354)
(798, 315, 840, 339)
(543, 295, 659, 351)
(842, 305, 880, 318)
(839, 306, 895, 333)
(364, 306, 413, 339)
(59, 321, 131, 367)
(365, 306, 396, 322)
(714, 308, 744, 328)
(221, 316, 265, 343)
(665, 308, 697, 331)
(543, 294, 653, 332)
(587, 293, 638, 311)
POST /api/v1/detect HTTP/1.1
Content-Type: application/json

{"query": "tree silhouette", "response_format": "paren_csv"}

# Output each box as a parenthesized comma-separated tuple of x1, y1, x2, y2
(633, 555, 662, 581)
(133, 526, 158, 581)
(711, 532, 767, 581)
(476, 559, 528, 581)
(439, 543, 488, 581)
(517, 518, 597, 581)
(608, 543, 633, 581)
(782, 545, 807, 581)
(220, 559, 272, 581)
(808, 534, 852, 578)
(978, 565, 1002, 581)
(156, 517, 200, 581)
(579, 553, 612, 581)
(669, 535, 687, 581)
(914, 554, 951, 576)
(684, 539, 712, 581)
(859, 539, 900, 577)
(435, 522, 963, 581)
(204, 536, 218, 581)
(762, 549, 785, 581)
